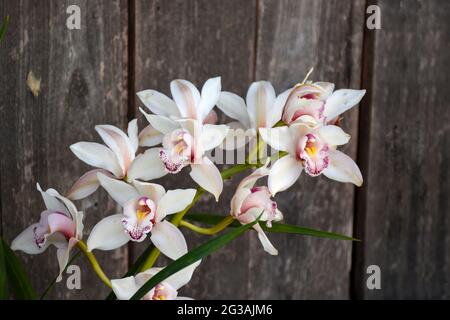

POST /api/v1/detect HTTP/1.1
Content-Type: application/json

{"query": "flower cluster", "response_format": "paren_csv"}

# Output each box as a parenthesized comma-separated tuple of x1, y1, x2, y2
(11, 72, 365, 300)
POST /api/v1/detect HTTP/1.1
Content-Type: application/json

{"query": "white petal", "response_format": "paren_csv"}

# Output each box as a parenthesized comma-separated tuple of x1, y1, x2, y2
(111, 276, 139, 300)
(316, 125, 351, 146)
(170, 79, 201, 119)
(95, 125, 136, 175)
(268, 155, 303, 195)
(324, 89, 366, 120)
(201, 124, 229, 151)
(136, 89, 180, 117)
(56, 238, 77, 282)
(36, 183, 69, 215)
(323, 149, 363, 186)
(165, 260, 201, 290)
(150, 220, 187, 260)
(315, 82, 335, 96)
(156, 189, 197, 220)
(97, 173, 139, 207)
(132, 180, 166, 203)
(268, 88, 292, 127)
(66, 169, 111, 200)
(127, 119, 139, 153)
(189, 157, 223, 201)
(199, 76, 221, 120)
(11, 224, 50, 254)
(259, 126, 293, 153)
(140, 108, 180, 134)
(126, 148, 167, 182)
(254, 224, 278, 255)
(220, 121, 253, 150)
(138, 124, 164, 147)
(70, 142, 123, 178)
(87, 214, 130, 251)
(246, 81, 276, 128)
(217, 91, 251, 128)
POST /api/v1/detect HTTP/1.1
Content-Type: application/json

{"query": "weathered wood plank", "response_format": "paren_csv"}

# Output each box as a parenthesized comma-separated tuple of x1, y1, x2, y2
(133, 0, 257, 299)
(0, 0, 129, 299)
(248, 0, 365, 299)
(353, 0, 450, 299)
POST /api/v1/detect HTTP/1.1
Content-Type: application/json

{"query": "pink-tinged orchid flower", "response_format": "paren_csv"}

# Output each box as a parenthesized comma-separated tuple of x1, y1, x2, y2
(282, 82, 366, 126)
(87, 173, 195, 261)
(216, 81, 292, 149)
(68, 119, 166, 200)
(259, 123, 363, 195)
(230, 162, 282, 255)
(111, 249, 200, 300)
(11, 183, 84, 281)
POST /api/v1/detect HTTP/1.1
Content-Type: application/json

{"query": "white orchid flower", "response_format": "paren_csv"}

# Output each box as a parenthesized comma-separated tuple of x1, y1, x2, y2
(68, 119, 166, 200)
(230, 162, 282, 255)
(216, 81, 292, 149)
(87, 173, 196, 261)
(11, 183, 84, 281)
(282, 82, 366, 126)
(260, 123, 363, 195)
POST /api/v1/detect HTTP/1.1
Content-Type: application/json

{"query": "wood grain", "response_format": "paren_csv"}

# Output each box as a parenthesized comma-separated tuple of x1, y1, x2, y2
(132, 0, 257, 299)
(353, 0, 450, 299)
(0, 0, 129, 299)
(248, 0, 365, 299)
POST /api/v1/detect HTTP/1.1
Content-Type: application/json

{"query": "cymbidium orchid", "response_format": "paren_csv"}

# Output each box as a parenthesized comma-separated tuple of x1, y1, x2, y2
(139, 78, 229, 200)
(230, 162, 282, 255)
(87, 173, 196, 261)
(282, 81, 366, 126)
(11, 184, 84, 281)
(67, 119, 166, 200)
(260, 123, 363, 195)
(216, 81, 292, 149)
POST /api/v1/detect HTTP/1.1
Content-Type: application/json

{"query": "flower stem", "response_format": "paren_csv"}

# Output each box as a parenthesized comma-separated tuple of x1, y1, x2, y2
(77, 240, 112, 288)
(179, 216, 234, 235)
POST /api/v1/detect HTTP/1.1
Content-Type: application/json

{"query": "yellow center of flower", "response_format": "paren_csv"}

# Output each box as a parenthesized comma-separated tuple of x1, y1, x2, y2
(305, 145, 317, 156)
(136, 209, 148, 222)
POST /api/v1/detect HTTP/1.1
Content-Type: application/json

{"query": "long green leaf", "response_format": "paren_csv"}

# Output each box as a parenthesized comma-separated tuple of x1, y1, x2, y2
(130, 217, 259, 300)
(185, 213, 359, 241)
(0, 15, 10, 42)
(0, 238, 37, 299)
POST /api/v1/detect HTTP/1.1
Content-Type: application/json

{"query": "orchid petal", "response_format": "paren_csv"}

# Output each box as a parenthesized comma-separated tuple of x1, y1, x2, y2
(190, 157, 223, 201)
(156, 189, 196, 220)
(36, 183, 70, 216)
(56, 238, 78, 282)
(127, 148, 167, 182)
(324, 89, 366, 120)
(66, 169, 112, 200)
(203, 110, 218, 124)
(132, 180, 166, 203)
(247, 81, 276, 128)
(323, 149, 363, 186)
(97, 173, 139, 207)
(268, 88, 292, 127)
(201, 124, 229, 151)
(254, 224, 278, 255)
(140, 108, 179, 134)
(221, 121, 252, 150)
(95, 125, 136, 175)
(11, 224, 50, 254)
(47, 213, 75, 239)
(268, 155, 303, 195)
(111, 276, 139, 300)
(170, 79, 201, 119)
(87, 214, 130, 251)
(316, 125, 351, 146)
(70, 142, 123, 178)
(138, 124, 164, 147)
(127, 119, 139, 153)
(315, 82, 335, 96)
(136, 89, 180, 117)
(165, 260, 201, 290)
(199, 76, 221, 120)
(217, 91, 251, 128)
(150, 220, 188, 260)
(259, 126, 293, 153)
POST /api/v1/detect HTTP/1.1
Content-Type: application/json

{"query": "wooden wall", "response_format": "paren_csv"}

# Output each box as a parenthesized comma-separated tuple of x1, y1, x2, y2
(0, 0, 448, 299)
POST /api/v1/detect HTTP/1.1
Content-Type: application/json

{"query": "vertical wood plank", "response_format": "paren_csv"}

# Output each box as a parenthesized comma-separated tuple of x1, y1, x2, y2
(133, 0, 256, 299)
(354, 0, 450, 299)
(249, 0, 365, 299)
(0, 0, 129, 299)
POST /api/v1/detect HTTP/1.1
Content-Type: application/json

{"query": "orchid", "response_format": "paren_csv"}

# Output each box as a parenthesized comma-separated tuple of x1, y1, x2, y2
(260, 123, 363, 195)
(216, 81, 292, 149)
(67, 119, 166, 200)
(282, 82, 366, 127)
(11, 184, 84, 281)
(230, 162, 282, 255)
(87, 173, 196, 261)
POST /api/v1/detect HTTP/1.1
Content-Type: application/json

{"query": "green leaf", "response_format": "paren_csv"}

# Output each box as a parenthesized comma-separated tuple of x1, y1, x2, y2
(0, 238, 37, 299)
(130, 217, 259, 300)
(0, 15, 10, 42)
(185, 213, 359, 241)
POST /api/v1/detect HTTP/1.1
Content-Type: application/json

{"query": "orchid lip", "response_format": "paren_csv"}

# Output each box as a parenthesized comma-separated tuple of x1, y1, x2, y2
(122, 196, 156, 242)
(298, 133, 330, 176)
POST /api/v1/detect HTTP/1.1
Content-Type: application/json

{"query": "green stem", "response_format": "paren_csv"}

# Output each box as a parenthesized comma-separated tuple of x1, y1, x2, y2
(77, 240, 112, 288)
(179, 216, 234, 235)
